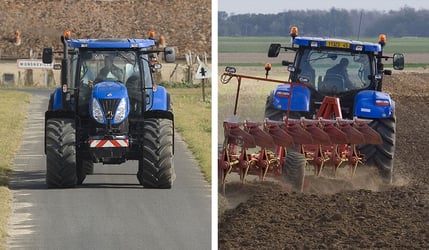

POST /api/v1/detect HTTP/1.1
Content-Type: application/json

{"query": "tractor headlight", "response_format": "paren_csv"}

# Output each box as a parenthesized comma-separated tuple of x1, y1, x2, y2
(114, 98, 127, 123)
(92, 98, 105, 123)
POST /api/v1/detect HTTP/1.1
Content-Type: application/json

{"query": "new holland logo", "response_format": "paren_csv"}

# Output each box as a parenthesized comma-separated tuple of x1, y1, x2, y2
(107, 93, 113, 97)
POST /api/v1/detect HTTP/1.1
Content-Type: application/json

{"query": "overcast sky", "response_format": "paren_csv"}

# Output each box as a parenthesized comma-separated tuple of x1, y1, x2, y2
(218, 0, 429, 14)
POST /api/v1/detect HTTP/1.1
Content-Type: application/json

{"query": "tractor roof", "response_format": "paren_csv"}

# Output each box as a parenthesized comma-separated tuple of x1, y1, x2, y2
(294, 37, 381, 52)
(66, 38, 155, 49)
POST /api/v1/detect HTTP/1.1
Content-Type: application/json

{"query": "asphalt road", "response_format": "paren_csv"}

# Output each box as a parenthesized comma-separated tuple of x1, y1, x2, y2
(8, 90, 211, 250)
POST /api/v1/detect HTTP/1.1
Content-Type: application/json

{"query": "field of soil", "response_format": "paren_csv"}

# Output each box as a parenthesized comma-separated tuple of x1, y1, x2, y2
(218, 71, 429, 249)
(0, 0, 210, 58)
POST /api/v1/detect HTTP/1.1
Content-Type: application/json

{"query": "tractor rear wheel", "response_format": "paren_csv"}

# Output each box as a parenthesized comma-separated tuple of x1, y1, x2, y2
(264, 91, 303, 120)
(137, 118, 175, 188)
(264, 91, 284, 121)
(359, 107, 396, 184)
(283, 150, 306, 191)
(45, 118, 77, 188)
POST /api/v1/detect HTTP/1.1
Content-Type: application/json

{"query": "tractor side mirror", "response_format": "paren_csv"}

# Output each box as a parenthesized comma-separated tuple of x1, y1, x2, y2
(42, 48, 53, 64)
(393, 53, 404, 70)
(224, 66, 236, 74)
(164, 47, 176, 63)
(268, 43, 281, 57)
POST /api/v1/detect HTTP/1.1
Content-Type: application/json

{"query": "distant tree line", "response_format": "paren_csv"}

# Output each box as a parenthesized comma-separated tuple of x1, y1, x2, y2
(219, 7, 429, 37)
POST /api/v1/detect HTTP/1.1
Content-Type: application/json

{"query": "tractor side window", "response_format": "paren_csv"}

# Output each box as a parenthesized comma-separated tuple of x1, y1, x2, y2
(297, 50, 316, 86)
(141, 55, 153, 88)
(77, 52, 95, 116)
(79, 52, 96, 86)
(355, 54, 372, 87)
(69, 53, 78, 89)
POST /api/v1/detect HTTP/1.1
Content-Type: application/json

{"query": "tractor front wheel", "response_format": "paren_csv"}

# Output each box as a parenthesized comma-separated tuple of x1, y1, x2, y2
(264, 91, 284, 121)
(359, 105, 396, 184)
(45, 118, 77, 188)
(283, 150, 306, 191)
(137, 118, 175, 188)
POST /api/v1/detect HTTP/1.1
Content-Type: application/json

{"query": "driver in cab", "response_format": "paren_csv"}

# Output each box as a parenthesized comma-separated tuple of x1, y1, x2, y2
(325, 57, 353, 89)
(96, 55, 123, 81)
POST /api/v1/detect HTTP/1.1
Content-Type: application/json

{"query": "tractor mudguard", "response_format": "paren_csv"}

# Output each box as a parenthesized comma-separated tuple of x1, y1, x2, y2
(143, 110, 174, 121)
(150, 85, 170, 111)
(271, 84, 310, 112)
(51, 87, 63, 111)
(354, 90, 392, 119)
(50, 87, 75, 111)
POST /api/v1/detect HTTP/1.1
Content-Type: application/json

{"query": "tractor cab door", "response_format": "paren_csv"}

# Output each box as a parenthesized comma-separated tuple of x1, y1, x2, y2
(124, 52, 155, 116)
(126, 53, 157, 116)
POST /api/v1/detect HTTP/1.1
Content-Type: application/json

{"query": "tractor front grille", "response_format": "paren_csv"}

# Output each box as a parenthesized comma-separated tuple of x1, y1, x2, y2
(99, 98, 120, 119)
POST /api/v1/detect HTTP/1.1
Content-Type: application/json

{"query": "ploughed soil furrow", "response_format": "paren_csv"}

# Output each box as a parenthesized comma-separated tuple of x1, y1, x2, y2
(219, 72, 429, 249)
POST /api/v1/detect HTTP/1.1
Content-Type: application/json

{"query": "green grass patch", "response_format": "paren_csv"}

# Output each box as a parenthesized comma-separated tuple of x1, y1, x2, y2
(0, 90, 31, 182)
(0, 90, 31, 248)
(218, 79, 279, 143)
(169, 87, 212, 182)
(219, 36, 429, 54)
(401, 63, 429, 69)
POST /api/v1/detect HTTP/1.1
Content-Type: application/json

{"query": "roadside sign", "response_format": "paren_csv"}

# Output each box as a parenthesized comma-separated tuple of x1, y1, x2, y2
(17, 59, 53, 69)
(195, 63, 211, 79)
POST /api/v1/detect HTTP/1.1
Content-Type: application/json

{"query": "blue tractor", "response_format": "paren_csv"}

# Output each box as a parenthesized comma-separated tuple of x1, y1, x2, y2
(43, 31, 176, 188)
(219, 27, 405, 191)
(265, 27, 404, 184)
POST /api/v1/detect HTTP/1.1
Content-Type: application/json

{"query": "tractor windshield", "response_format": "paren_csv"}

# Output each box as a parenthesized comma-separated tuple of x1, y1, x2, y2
(297, 48, 372, 94)
(76, 50, 152, 116)
(78, 50, 141, 85)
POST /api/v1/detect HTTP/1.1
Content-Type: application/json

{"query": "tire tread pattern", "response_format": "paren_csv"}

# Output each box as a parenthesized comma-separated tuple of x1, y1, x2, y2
(137, 118, 175, 188)
(283, 151, 306, 191)
(359, 112, 396, 183)
(45, 118, 77, 188)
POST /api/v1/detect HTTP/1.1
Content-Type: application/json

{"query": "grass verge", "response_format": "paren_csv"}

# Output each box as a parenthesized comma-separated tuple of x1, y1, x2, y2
(219, 36, 429, 53)
(167, 87, 212, 182)
(0, 90, 31, 248)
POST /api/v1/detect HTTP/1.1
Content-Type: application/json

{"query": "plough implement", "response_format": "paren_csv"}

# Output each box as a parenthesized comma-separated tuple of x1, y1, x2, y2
(219, 71, 382, 192)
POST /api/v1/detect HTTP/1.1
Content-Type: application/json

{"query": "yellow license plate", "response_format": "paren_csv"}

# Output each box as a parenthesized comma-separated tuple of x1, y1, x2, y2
(326, 41, 350, 49)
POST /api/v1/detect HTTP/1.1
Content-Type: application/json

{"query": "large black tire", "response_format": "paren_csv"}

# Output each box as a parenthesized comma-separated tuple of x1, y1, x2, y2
(283, 150, 306, 191)
(45, 118, 77, 188)
(264, 91, 303, 121)
(264, 91, 284, 121)
(266, 92, 306, 190)
(76, 158, 94, 185)
(358, 103, 396, 183)
(137, 118, 175, 188)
